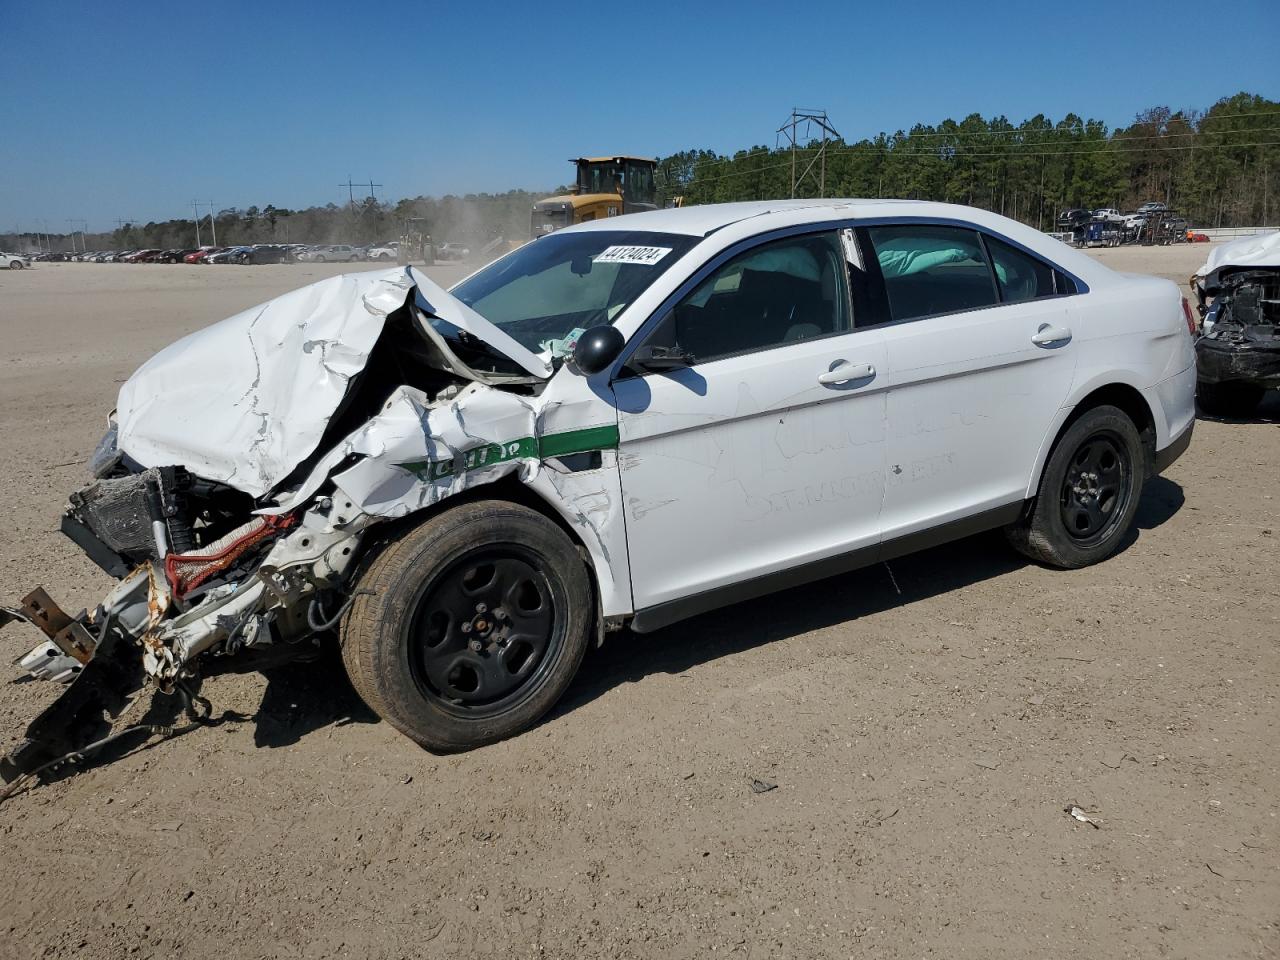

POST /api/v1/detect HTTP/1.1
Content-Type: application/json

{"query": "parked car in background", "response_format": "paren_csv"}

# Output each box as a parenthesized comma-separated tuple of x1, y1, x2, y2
(1191, 230, 1280, 415)
(322, 244, 361, 262)
(1056, 209, 1091, 232)
(1, 252, 32, 269)
(366, 241, 400, 261)
(207, 246, 251, 264)
(186, 247, 226, 263)
(233, 244, 289, 264)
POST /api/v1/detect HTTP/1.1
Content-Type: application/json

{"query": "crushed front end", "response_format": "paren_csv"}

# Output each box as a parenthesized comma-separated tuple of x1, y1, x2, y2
(2, 456, 371, 787)
(1, 265, 558, 790)
(1195, 268, 1280, 390)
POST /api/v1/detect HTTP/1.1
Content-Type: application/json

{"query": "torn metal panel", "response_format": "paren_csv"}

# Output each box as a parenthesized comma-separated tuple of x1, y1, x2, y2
(1193, 230, 1280, 289)
(118, 269, 412, 497)
(115, 266, 550, 500)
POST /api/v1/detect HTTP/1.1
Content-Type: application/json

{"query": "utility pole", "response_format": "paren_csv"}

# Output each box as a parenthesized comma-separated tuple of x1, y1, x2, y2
(339, 176, 382, 212)
(207, 202, 217, 246)
(65, 219, 87, 253)
(776, 108, 841, 198)
(191, 201, 202, 246)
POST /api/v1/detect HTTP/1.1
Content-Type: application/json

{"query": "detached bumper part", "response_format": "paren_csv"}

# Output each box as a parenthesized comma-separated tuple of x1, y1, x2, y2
(1, 608, 144, 788)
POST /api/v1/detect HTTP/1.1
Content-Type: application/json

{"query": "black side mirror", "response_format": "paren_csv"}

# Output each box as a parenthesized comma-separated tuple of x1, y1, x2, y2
(572, 325, 625, 375)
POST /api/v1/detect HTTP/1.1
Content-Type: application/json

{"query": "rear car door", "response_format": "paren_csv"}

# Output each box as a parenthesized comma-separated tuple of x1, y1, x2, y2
(858, 223, 1079, 541)
(613, 230, 889, 618)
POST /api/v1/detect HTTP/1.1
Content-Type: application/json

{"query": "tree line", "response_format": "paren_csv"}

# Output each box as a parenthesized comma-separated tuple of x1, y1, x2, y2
(656, 91, 1278, 229)
(6, 91, 1275, 254)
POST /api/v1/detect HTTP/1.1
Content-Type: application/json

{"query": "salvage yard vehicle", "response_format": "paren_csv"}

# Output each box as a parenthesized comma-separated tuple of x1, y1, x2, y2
(1, 251, 32, 269)
(1191, 230, 1280, 415)
(0, 199, 1197, 783)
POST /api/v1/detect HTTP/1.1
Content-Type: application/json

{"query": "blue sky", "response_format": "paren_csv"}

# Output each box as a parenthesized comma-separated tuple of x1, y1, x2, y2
(2, 0, 1276, 231)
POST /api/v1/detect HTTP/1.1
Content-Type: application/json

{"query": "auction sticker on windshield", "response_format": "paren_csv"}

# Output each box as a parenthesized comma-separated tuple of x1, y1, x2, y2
(593, 245, 672, 266)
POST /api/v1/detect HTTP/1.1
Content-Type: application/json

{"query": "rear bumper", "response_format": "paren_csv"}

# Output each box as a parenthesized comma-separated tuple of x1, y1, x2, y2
(1153, 419, 1193, 475)
(1195, 337, 1280, 388)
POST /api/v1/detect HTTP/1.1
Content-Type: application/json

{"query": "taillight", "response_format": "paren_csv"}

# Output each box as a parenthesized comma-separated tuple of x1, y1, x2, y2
(1181, 296, 1197, 336)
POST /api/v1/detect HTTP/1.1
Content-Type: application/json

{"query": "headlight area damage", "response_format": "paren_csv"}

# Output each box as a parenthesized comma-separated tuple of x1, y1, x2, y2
(1191, 231, 1280, 415)
(1, 266, 571, 791)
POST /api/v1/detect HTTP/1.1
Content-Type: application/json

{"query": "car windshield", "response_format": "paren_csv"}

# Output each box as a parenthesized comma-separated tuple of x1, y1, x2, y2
(450, 230, 698, 356)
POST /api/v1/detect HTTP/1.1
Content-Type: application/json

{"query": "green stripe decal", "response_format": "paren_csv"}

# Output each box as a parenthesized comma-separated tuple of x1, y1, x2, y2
(538, 424, 620, 458)
(395, 424, 619, 483)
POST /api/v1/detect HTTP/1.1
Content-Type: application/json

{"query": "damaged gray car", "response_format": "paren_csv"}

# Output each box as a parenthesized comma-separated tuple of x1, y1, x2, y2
(1191, 230, 1280, 415)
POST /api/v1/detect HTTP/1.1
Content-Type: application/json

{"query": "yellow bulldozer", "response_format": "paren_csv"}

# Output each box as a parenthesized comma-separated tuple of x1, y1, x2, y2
(530, 156, 661, 237)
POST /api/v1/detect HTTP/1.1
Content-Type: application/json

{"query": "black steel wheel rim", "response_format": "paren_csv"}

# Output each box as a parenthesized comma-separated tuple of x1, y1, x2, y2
(406, 546, 560, 719)
(1059, 429, 1131, 546)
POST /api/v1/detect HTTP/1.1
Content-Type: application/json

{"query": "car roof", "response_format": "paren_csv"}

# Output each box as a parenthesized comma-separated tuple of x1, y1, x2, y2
(562, 198, 1113, 289)
(565, 199, 938, 237)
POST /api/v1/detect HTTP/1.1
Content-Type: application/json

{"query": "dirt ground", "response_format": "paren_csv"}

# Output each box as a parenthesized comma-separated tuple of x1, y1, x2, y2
(0, 247, 1276, 960)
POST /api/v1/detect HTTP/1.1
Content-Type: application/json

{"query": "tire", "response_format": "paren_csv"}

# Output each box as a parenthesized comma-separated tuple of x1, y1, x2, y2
(1005, 404, 1144, 569)
(9, 260, 23, 270)
(1197, 379, 1265, 417)
(341, 500, 593, 751)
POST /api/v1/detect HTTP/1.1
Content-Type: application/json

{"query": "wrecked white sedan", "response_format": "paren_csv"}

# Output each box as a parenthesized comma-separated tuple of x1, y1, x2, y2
(1, 199, 1196, 779)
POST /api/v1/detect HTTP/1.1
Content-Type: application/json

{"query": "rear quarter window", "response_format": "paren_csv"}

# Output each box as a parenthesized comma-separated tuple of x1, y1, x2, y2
(864, 224, 997, 322)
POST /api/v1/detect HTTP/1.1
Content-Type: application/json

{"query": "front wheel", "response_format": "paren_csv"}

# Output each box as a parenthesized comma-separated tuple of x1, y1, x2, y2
(341, 501, 593, 751)
(9, 260, 23, 270)
(1006, 404, 1144, 569)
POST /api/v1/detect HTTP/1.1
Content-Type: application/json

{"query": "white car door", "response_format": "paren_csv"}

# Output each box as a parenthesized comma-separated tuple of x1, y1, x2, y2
(613, 230, 889, 624)
(857, 223, 1079, 542)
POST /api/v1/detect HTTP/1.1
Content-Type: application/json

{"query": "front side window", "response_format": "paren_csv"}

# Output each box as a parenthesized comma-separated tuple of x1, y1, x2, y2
(864, 224, 997, 322)
(665, 232, 850, 365)
(450, 230, 697, 356)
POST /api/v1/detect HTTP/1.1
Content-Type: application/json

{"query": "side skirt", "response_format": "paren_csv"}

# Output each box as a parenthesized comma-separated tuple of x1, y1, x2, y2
(629, 501, 1025, 634)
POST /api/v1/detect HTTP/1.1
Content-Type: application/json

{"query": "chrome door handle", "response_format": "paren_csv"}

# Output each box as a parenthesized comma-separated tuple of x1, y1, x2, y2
(1031, 324, 1072, 346)
(818, 361, 875, 385)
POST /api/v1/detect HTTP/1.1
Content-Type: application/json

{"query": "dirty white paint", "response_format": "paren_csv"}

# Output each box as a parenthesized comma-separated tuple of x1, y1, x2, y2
(96, 198, 1196, 672)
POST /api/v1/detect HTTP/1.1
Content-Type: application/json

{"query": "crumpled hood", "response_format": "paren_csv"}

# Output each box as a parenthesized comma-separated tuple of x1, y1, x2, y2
(116, 266, 550, 498)
(1195, 230, 1280, 286)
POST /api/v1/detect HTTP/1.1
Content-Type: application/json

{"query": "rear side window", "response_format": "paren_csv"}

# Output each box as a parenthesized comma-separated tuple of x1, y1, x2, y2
(864, 225, 997, 322)
(984, 235, 1056, 302)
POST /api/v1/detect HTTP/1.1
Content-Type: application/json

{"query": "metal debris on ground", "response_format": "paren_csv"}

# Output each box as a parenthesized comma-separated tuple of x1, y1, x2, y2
(1065, 803, 1101, 828)
(749, 778, 778, 794)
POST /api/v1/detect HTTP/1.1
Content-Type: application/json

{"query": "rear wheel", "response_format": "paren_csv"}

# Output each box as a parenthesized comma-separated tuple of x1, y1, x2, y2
(341, 501, 592, 751)
(1197, 379, 1265, 417)
(9, 260, 23, 270)
(1006, 404, 1144, 569)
